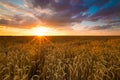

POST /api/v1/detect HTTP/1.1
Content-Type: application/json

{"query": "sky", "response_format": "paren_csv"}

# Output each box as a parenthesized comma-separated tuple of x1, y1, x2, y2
(0, 0, 120, 36)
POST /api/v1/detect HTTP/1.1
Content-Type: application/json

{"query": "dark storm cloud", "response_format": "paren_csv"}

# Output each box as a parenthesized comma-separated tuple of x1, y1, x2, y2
(0, 15, 38, 28)
(91, 25, 113, 30)
(91, 23, 120, 30)
(0, 18, 20, 27)
(109, 19, 120, 24)
(0, 0, 120, 29)
(30, 0, 51, 8)
(24, 0, 120, 27)
(0, 19, 9, 25)
(35, 12, 81, 27)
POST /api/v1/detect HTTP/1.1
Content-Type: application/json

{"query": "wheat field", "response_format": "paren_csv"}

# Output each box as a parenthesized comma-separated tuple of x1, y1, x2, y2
(0, 36, 120, 80)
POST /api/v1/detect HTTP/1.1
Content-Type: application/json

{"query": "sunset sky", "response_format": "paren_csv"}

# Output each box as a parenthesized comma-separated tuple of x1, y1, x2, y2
(0, 0, 120, 36)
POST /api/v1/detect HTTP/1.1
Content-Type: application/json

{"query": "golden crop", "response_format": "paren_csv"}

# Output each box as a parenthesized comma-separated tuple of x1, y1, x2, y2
(0, 37, 120, 80)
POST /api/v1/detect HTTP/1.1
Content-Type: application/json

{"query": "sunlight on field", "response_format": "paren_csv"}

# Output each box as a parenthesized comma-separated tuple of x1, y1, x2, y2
(0, 36, 120, 80)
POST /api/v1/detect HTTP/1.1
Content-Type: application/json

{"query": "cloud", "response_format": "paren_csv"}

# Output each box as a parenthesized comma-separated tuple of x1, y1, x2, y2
(0, 15, 38, 28)
(0, 19, 9, 25)
(0, 0, 120, 30)
(0, 1, 36, 18)
(90, 23, 120, 30)
(23, 0, 120, 26)
(0, 0, 41, 28)
(91, 25, 113, 30)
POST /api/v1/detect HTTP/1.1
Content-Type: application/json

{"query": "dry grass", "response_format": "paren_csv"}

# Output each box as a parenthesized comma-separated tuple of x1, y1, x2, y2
(0, 36, 120, 80)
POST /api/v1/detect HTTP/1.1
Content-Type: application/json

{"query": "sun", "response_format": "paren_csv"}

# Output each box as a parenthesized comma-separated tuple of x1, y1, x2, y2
(32, 27, 50, 36)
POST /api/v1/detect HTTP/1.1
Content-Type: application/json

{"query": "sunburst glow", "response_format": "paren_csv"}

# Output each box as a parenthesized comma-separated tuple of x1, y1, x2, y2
(32, 27, 50, 36)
